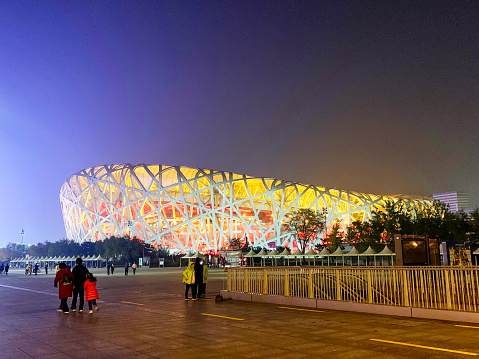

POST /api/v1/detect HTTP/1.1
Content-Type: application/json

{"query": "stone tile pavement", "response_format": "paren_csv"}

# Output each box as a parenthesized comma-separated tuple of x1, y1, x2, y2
(1, 267, 479, 358)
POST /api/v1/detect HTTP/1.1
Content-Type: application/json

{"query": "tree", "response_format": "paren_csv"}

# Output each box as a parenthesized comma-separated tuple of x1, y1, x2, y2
(415, 200, 447, 239)
(28, 242, 49, 257)
(81, 241, 96, 256)
(283, 209, 326, 252)
(345, 221, 378, 252)
(45, 239, 82, 257)
(324, 222, 342, 252)
(470, 209, 479, 249)
(7, 243, 28, 255)
(227, 238, 242, 250)
(98, 235, 144, 263)
(370, 200, 403, 244)
(0, 243, 25, 261)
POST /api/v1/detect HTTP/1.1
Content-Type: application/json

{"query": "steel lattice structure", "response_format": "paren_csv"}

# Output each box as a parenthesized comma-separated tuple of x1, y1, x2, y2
(59, 164, 431, 251)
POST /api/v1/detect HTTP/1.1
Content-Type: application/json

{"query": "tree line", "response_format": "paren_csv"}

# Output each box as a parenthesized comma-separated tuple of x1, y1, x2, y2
(0, 236, 160, 264)
(285, 200, 479, 253)
(2, 200, 478, 261)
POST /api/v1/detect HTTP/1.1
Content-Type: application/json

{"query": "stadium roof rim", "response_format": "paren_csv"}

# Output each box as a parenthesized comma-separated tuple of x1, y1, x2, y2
(68, 163, 433, 201)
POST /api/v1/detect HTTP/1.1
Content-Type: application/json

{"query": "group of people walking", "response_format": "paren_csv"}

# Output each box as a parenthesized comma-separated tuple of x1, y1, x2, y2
(124, 262, 137, 275)
(13, 254, 212, 310)
(23, 263, 43, 275)
(24, 263, 38, 275)
(54, 258, 99, 314)
(0, 262, 9, 275)
(106, 262, 138, 275)
(182, 258, 208, 300)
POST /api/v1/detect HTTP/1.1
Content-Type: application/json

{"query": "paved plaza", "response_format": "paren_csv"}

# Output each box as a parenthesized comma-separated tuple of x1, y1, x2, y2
(1, 266, 479, 358)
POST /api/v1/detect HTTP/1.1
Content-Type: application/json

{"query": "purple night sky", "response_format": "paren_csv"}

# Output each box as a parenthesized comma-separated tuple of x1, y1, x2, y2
(0, 1, 478, 246)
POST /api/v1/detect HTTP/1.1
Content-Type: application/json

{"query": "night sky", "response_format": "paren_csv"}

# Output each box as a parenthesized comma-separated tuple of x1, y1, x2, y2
(1, 1, 478, 246)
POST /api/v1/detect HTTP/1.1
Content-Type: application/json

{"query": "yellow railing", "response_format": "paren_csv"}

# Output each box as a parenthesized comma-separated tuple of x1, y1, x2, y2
(226, 266, 479, 312)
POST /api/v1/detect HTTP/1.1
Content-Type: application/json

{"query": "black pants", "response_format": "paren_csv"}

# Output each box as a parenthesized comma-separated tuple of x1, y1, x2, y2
(60, 298, 69, 312)
(185, 284, 197, 299)
(133, 268, 136, 274)
(71, 287, 84, 310)
(88, 299, 97, 310)
(198, 283, 206, 297)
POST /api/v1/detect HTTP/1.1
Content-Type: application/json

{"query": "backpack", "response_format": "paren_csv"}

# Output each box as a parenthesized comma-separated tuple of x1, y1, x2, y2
(62, 272, 72, 285)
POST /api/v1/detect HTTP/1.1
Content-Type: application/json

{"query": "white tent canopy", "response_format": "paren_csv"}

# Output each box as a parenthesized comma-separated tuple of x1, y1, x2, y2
(254, 249, 268, 257)
(7, 255, 107, 268)
(304, 249, 317, 256)
(360, 246, 377, 255)
(279, 248, 291, 256)
(318, 248, 330, 256)
(378, 245, 394, 255)
(345, 247, 361, 256)
(330, 247, 346, 256)
(291, 249, 304, 256)
(244, 249, 257, 257)
(267, 249, 280, 256)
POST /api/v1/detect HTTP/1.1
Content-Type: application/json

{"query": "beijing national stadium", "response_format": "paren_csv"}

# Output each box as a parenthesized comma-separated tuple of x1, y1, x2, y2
(59, 164, 431, 252)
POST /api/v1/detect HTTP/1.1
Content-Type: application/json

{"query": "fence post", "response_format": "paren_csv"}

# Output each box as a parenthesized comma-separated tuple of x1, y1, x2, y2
(367, 270, 373, 303)
(445, 270, 452, 310)
(308, 268, 314, 299)
(284, 269, 290, 297)
(227, 269, 231, 291)
(336, 271, 341, 301)
(402, 269, 410, 307)
(244, 269, 249, 293)
(263, 269, 268, 294)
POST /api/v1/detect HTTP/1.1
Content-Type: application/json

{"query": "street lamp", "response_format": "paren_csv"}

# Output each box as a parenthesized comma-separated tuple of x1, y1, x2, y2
(21, 229, 24, 244)
(127, 221, 132, 239)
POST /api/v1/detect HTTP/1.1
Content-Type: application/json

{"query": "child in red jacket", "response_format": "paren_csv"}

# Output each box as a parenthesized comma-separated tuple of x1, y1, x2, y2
(84, 272, 99, 314)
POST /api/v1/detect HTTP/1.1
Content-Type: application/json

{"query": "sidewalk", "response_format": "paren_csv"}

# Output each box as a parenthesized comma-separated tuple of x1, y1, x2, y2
(1, 267, 479, 358)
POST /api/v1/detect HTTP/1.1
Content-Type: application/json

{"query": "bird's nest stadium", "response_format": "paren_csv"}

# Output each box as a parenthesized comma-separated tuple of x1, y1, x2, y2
(59, 164, 431, 252)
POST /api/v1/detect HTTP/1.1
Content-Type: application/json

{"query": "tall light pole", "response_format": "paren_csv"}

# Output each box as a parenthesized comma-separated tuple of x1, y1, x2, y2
(127, 221, 132, 239)
(21, 229, 24, 244)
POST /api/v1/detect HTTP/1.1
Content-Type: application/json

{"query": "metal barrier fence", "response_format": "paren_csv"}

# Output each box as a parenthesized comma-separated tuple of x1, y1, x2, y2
(226, 266, 479, 312)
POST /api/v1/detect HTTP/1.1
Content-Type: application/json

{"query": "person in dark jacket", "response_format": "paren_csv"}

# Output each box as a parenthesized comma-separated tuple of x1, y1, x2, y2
(124, 262, 129, 275)
(70, 258, 88, 312)
(4, 263, 9, 275)
(0, 263, 4, 275)
(54, 263, 74, 313)
(200, 261, 208, 298)
(194, 258, 204, 298)
(111, 263, 115, 275)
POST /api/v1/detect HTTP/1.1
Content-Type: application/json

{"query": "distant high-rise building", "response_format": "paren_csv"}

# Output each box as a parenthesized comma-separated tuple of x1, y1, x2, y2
(433, 192, 469, 212)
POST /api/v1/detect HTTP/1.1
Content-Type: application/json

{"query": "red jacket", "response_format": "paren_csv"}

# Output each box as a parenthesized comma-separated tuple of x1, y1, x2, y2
(84, 279, 99, 301)
(54, 268, 74, 299)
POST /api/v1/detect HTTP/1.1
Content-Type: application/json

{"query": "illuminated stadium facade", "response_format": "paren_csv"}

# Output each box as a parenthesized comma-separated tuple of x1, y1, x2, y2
(60, 164, 431, 252)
